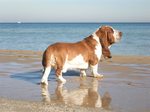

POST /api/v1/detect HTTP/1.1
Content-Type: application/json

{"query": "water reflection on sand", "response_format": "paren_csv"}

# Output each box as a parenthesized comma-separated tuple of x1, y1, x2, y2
(41, 78, 111, 109)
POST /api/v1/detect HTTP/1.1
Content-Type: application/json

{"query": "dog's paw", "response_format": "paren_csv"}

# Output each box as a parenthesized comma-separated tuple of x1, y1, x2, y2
(57, 76, 66, 84)
(80, 73, 87, 77)
(94, 74, 104, 78)
(41, 79, 48, 85)
(80, 70, 87, 77)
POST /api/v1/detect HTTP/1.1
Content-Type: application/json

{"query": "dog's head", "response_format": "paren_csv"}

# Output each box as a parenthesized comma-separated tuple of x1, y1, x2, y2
(96, 26, 122, 59)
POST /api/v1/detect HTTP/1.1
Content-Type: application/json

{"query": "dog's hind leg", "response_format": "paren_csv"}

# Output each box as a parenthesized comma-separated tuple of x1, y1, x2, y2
(56, 67, 66, 84)
(41, 66, 51, 85)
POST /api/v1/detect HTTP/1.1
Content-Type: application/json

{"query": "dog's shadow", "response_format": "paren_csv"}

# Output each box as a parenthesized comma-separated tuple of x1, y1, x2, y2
(11, 69, 80, 84)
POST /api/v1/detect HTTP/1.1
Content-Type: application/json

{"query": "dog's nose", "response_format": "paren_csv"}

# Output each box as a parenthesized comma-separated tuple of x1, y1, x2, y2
(119, 32, 123, 37)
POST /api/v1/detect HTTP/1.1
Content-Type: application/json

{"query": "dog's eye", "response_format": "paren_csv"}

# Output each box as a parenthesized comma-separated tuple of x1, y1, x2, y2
(108, 31, 113, 34)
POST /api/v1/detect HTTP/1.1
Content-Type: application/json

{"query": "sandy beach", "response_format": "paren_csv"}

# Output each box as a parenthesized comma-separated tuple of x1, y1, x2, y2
(0, 50, 150, 112)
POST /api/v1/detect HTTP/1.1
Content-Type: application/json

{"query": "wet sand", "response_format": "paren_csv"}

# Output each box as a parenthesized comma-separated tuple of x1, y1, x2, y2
(0, 50, 150, 112)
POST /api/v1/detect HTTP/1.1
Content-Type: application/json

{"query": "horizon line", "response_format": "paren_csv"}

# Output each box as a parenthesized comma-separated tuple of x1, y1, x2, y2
(0, 21, 150, 24)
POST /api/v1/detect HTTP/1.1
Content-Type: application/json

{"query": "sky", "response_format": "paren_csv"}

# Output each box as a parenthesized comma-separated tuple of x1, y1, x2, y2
(0, 0, 149, 22)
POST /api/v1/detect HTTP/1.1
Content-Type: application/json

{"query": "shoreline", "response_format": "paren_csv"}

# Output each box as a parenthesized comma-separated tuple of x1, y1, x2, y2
(0, 49, 150, 63)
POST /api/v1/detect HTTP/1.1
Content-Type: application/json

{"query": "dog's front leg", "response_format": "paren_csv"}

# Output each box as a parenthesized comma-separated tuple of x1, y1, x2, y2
(80, 69, 87, 77)
(90, 64, 103, 78)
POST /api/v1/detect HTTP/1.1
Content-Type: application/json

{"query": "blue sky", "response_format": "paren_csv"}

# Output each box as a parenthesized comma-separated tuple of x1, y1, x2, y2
(0, 0, 149, 22)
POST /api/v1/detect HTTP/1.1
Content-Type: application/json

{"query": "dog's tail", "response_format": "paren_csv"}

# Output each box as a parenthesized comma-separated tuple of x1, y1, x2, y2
(42, 50, 49, 67)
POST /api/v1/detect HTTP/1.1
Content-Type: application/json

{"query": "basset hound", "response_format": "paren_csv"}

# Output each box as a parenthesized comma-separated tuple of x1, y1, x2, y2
(41, 25, 122, 85)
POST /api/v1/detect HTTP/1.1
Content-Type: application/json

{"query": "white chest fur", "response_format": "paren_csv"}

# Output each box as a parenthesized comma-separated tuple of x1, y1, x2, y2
(92, 33, 102, 60)
(94, 43, 102, 60)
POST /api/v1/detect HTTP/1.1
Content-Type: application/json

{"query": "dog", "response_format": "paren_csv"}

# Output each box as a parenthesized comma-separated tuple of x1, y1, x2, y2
(41, 25, 122, 85)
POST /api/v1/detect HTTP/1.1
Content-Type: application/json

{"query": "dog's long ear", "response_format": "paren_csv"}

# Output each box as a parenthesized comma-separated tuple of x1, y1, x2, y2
(98, 28, 112, 59)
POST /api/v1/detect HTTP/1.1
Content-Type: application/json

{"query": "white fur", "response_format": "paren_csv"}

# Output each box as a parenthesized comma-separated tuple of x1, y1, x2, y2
(92, 32, 102, 60)
(92, 31, 100, 42)
(113, 29, 121, 42)
(41, 67, 51, 85)
(90, 64, 103, 78)
(57, 75, 66, 83)
(62, 54, 88, 73)
(80, 69, 86, 77)
(91, 64, 98, 76)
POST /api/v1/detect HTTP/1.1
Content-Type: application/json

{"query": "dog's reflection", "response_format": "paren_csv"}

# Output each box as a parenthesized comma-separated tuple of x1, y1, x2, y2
(41, 83, 51, 103)
(41, 78, 111, 109)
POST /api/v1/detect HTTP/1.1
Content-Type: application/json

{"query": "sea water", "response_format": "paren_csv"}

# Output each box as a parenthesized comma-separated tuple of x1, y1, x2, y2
(0, 23, 150, 56)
